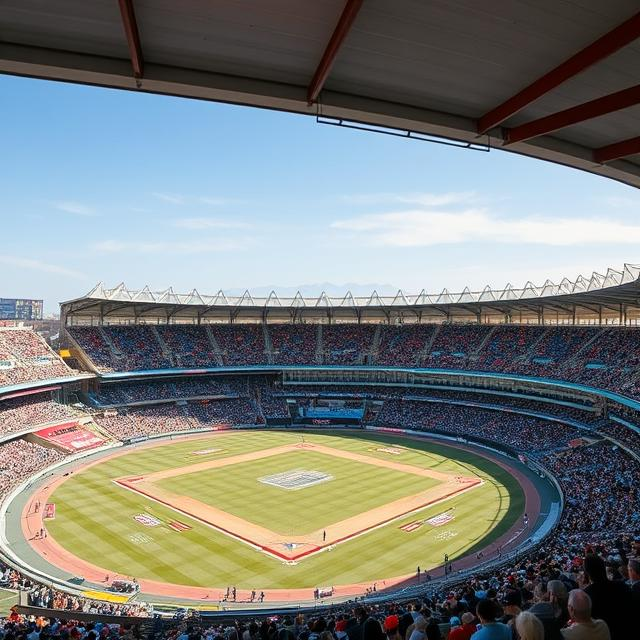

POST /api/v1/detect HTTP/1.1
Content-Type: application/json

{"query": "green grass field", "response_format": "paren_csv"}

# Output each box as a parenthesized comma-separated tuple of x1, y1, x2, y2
(158, 449, 441, 535)
(46, 431, 523, 591)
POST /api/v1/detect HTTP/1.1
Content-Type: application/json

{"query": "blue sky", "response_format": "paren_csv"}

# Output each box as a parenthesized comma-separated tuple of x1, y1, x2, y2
(2, 74, 640, 313)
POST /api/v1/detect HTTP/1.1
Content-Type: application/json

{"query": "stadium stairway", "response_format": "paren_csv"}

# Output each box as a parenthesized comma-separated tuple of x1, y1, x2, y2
(417, 324, 441, 366)
(262, 324, 274, 365)
(315, 324, 323, 364)
(204, 326, 225, 366)
(150, 327, 176, 367)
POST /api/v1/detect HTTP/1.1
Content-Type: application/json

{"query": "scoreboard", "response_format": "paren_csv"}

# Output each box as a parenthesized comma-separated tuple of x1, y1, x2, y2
(0, 298, 43, 321)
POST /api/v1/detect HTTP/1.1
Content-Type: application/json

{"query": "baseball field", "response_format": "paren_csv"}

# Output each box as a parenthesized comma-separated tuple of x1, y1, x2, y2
(32, 430, 525, 597)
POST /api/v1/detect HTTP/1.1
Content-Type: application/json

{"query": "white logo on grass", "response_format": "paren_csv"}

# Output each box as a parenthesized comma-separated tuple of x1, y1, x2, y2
(128, 533, 153, 545)
(259, 469, 333, 490)
(435, 529, 459, 541)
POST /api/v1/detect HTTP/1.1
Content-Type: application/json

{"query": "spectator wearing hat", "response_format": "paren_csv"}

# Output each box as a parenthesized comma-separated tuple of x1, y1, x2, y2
(561, 590, 610, 640)
(471, 600, 511, 640)
(448, 613, 477, 640)
(500, 590, 522, 627)
(363, 618, 385, 640)
(383, 616, 401, 640)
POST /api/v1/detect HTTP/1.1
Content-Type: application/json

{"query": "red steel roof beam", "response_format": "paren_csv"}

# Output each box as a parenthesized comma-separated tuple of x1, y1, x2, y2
(594, 136, 640, 163)
(118, 0, 144, 79)
(307, 0, 364, 105)
(504, 84, 640, 145)
(477, 12, 640, 134)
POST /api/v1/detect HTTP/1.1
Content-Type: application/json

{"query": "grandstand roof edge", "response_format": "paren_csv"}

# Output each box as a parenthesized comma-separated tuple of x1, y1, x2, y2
(60, 265, 640, 316)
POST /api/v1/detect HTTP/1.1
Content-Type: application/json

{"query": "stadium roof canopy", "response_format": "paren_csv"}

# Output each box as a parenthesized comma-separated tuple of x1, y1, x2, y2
(2, 1, 640, 187)
(61, 264, 640, 324)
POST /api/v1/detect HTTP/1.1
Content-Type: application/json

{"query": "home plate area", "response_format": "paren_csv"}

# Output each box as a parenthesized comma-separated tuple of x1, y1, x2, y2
(259, 469, 333, 490)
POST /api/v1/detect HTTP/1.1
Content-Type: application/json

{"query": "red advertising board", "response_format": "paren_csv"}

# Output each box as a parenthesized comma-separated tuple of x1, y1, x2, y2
(35, 422, 104, 452)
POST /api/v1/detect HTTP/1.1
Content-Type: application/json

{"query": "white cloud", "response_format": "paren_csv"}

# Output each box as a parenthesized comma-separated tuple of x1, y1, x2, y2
(152, 192, 185, 205)
(602, 195, 640, 208)
(152, 194, 241, 206)
(199, 196, 241, 206)
(0, 255, 87, 280)
(332, 208, 640, 247)
(54, 201, 96, 216)
(341, 191, 476, 206)
(92, 238, 246, 254)
(171, 217, 249, 230)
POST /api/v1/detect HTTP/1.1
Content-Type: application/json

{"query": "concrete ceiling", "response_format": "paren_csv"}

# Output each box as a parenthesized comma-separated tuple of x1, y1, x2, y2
(1, 1, 639, 186)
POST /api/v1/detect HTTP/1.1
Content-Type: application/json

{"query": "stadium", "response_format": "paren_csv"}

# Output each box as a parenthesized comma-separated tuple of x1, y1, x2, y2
(2, 269, 640, 618)
(2, 1, 640, 639)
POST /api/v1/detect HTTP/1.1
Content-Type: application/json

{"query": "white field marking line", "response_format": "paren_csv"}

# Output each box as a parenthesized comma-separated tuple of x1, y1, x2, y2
(302, 479, 486, 559)
(113, 476, 484, 564)
(111, 479, 289, 563)
(0, 594, 17, 603)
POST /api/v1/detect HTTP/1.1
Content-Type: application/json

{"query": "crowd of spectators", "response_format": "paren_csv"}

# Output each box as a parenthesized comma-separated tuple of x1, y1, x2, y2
(188, 399, 257, 428)
(95, 377, 246, 406)
(94, 405, 193, 440)
(1, 558, 151, 618)
(211, 324, 267, 366)
(94, 399, 257, 440)
(322, 325, 377, 366)
(0, 394, 81, 438)
(0, 438, 65, 498)
(376, 324, 437, 367)
(541, 442, 640, 535)
(1, 526, 639, 633)
(374, 400, 583, 454)
(270, 324, 319, 365)
(0, 329, 76, 387)
(473, 326, 547, 371)
(423, 326, 489, 369)
(67, 323, 640, 402)
(598, 420, 640, 452)
(156, 325, 219, 368)
(257, 389, 290, 419)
